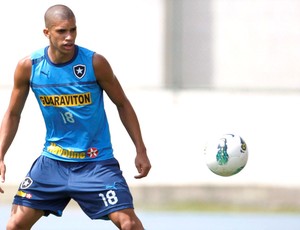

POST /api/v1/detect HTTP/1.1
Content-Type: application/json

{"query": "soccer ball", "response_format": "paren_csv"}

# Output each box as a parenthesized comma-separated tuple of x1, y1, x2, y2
(203, 134, 248, 177)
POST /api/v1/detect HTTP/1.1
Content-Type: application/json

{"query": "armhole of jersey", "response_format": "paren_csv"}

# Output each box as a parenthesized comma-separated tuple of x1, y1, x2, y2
(91, 51, 97, 82)
(30, 55, 44, 87)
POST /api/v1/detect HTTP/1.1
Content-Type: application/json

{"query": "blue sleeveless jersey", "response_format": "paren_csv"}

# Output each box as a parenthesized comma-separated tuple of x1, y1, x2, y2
(30, 46, 114, 162)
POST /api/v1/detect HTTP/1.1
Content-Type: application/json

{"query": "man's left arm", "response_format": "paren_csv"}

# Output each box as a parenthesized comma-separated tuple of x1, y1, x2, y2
(93, 53, 151, 178)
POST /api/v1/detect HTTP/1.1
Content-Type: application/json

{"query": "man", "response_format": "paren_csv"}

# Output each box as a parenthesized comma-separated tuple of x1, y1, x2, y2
(0, 4, 151, 230)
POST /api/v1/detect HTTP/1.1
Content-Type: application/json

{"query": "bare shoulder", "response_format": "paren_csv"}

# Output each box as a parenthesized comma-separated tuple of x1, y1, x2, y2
(92, 53, 114, 83)
(92, 53, 126, 103)
(6, 56, 32, 113)
(14, 56, 32, 86)
(92, 52, 110, 66)
(17, 56, 32, 69)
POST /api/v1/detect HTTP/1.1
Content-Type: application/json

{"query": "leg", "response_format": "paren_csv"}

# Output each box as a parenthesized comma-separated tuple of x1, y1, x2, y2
(6, 204, 44, 230)
(109, 208, 144, 230)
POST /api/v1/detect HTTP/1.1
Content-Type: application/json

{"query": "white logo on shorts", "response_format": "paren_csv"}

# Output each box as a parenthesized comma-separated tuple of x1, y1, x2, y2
(20, 177, 33, 189)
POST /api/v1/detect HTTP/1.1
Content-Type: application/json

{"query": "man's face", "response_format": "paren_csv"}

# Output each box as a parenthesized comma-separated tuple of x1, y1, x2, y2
(44, 16, 77, 56)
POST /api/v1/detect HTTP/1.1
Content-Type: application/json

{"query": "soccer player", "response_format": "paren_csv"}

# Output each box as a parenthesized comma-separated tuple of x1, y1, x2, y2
(0, 4, 151, 230)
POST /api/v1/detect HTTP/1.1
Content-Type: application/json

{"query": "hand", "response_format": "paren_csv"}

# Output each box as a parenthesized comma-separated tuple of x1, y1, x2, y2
(134, 152, 151, 179)
(0, 160, 6, 193)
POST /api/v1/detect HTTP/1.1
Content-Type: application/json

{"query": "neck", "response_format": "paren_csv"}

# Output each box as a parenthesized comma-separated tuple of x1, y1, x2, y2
(47, 46, 76, 64)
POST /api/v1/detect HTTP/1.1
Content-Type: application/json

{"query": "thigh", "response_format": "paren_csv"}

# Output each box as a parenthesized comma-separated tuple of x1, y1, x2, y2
(70, 158, 134, 220)
(13, 156, 71, 217)
(7, 204, 44, 229)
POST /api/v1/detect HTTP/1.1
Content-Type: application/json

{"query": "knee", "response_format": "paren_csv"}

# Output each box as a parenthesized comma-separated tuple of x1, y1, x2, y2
(6, 205, 43, 230)
(6, 215, 37, 230)
(119, 218, 143, 230)
(109, 209, 144, 230)
(6, 219, 23, 230)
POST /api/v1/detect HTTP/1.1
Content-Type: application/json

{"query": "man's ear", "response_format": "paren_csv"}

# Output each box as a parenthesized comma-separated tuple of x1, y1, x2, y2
(43, 28, 49, 38)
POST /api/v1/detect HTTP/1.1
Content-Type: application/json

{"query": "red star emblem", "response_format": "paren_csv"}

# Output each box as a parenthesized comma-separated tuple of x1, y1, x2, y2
(26, 194, 32, 199)
(87, 148, 99, 158)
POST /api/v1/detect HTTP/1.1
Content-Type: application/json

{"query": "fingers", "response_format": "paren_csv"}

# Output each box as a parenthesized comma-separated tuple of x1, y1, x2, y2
(0, 174, 4, 183)
(134, 169, 145, 179)
(0, 161, 6, 184)
(0, 163, 5, 193)
(134, 161, 151, 179)
(134, 171, 146, 179)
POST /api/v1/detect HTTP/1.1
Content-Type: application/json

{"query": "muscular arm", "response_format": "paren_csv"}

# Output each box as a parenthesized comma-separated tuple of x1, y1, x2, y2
(0, 57, 31, 191)
(93, 53, 151, 179)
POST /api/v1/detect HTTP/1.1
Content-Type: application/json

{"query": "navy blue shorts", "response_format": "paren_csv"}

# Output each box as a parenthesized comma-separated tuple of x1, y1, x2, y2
(13, 156, 134, 220)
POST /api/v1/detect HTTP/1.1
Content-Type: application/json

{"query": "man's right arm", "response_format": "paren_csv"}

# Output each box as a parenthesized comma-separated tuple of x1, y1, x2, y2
(0, 57, 31, 191)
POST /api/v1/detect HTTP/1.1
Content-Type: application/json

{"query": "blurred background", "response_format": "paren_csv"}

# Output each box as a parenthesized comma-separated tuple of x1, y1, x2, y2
(1, 0, 300, 227)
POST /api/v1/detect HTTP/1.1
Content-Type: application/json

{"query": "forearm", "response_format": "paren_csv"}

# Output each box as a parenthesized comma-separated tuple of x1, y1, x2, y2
(117, 101, 146, 154)
(0, 113, 21, 161)
(117, 101, 151, 178)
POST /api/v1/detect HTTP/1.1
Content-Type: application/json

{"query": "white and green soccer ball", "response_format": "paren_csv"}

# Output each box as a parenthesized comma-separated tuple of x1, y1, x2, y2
(204, 134, 248, 177)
